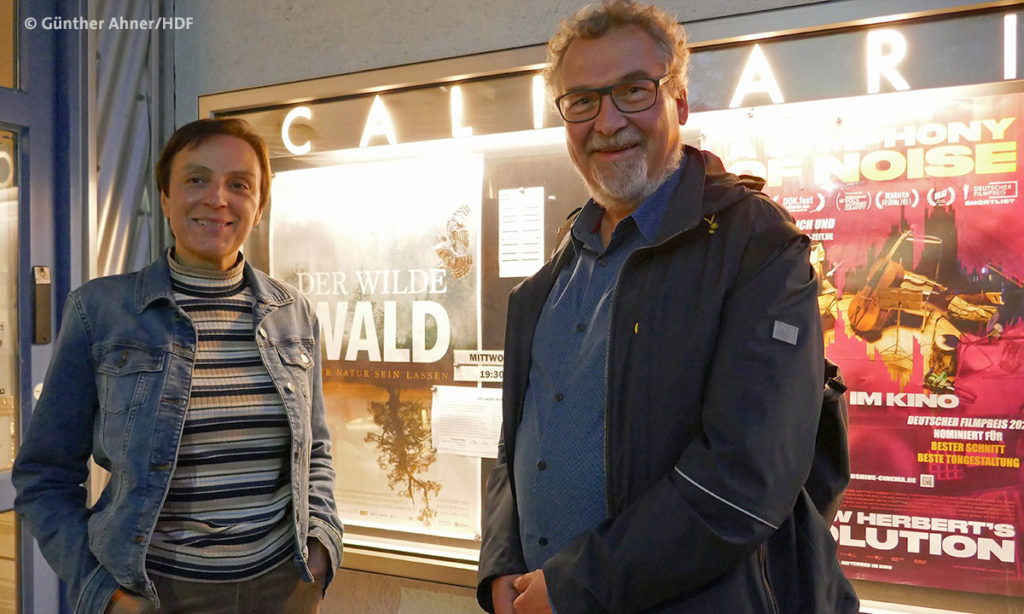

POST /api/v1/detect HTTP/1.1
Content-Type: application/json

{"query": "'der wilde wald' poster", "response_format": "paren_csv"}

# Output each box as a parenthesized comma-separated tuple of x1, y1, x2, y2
(701, 85, 1024, 596)
(270, 154, 484, 540)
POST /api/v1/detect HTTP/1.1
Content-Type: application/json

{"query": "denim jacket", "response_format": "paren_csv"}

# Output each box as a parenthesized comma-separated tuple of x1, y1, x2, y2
(12, 255, 345, 614)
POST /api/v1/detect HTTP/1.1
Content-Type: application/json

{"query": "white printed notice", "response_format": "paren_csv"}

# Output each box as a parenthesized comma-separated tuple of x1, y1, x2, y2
(453, 349, 504, 383)
(498, 186, 545, 278)
(432, 385, 502, 458)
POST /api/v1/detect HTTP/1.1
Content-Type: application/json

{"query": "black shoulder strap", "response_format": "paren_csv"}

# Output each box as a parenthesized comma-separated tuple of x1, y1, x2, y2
(812, 357, 851, 522)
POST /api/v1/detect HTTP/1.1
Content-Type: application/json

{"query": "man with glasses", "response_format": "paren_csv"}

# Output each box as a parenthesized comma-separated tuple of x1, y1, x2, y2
(477, 1, 858, 613)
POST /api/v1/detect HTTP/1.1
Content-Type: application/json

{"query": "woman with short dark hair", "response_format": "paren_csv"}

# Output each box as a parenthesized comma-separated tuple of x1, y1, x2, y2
(13, 118, 344, 614)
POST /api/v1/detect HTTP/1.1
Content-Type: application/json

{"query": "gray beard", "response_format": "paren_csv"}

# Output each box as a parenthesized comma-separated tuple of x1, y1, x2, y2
(582, 142, 682, 213)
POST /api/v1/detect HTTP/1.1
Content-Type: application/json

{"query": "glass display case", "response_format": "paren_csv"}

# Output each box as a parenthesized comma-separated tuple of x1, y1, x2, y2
(200, 5, 1024, 611)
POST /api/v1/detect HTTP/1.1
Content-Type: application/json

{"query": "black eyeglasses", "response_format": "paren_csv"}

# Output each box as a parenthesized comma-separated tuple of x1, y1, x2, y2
(555, 75, 668, 123)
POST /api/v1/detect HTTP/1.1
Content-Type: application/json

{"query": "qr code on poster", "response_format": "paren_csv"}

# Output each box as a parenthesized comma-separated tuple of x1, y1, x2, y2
(920, 474, 935, 488)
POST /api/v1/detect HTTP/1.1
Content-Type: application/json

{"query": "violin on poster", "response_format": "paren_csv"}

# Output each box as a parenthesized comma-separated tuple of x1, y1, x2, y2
(847, 230, 913, 334)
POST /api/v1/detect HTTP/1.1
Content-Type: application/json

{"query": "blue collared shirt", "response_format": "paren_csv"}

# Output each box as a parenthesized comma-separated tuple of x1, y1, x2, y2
(514, 165, 683, 570)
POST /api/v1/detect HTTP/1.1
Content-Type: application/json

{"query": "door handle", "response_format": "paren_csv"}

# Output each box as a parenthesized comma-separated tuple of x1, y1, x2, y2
(32, 265, 50, 345)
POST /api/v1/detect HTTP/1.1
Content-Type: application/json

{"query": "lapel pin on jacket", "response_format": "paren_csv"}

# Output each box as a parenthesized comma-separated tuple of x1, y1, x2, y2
(704, 214, 719, 234)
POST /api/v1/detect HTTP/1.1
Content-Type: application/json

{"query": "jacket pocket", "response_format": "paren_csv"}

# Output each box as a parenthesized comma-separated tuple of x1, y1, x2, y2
(274, 340, 315, 403)
(96, 346, 165, 414)
(758, 543, 780, 614)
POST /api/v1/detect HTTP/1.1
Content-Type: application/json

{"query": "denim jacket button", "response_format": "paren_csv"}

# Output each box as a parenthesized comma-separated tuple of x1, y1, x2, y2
(285, 382, 294, 393)
(258, 328, 268, 339)
(300, 353, 309, 364)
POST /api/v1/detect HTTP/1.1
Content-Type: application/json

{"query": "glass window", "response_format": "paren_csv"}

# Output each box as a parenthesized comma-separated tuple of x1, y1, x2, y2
(0, 129, 15, 472)
(0, 1, 14, 90)
(209, 7, 1024, 609)
(0, 511, 15, 611)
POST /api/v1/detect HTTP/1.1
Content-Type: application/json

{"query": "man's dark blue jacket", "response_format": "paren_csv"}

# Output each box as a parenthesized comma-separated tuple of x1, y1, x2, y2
(478, 146, 859, 613)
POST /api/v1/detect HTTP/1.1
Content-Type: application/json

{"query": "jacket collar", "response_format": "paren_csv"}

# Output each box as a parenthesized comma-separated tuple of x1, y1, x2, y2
(654, 145, 767, 244)
(134, 250, 295, 313)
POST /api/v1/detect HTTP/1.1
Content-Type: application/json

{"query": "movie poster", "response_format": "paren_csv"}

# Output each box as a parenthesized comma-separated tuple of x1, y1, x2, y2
(698, 84, 1024, 596)
(269, 153, 484, 540)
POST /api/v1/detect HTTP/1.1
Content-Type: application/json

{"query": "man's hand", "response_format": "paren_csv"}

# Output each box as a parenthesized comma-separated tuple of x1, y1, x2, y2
(492, 573, 522, 614)
(512, 570, 553, 614)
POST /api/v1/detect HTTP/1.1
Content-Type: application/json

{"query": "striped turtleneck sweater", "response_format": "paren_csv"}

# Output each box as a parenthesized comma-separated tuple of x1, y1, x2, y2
(147, 253, 294, 581)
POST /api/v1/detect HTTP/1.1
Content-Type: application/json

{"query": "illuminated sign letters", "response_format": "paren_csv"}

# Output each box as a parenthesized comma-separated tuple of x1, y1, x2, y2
(281, 106, 312, 155)
(729, 44, 785, 108)
(360, 95, 398, 148)
(867, 30, 911, 93)
(278, 12, 1021, 154)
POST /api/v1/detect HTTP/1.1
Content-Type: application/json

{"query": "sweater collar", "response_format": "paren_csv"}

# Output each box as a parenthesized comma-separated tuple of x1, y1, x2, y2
(134, 249, 294, 312)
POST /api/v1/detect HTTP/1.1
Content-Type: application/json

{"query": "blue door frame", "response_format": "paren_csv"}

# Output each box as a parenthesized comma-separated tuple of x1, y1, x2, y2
(0, 1, 86, 612)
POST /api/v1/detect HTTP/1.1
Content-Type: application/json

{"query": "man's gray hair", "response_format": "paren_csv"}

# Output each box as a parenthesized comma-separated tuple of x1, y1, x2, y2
(544, 0, 690, 98)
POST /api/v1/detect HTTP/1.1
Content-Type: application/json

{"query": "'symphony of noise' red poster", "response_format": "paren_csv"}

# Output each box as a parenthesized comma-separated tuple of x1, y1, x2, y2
(701, 83, 1024, 597)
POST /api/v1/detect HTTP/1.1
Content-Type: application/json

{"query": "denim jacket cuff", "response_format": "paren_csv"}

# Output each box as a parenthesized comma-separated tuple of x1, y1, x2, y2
(308, 520, 343, 592)
(77, 565, 125, 614)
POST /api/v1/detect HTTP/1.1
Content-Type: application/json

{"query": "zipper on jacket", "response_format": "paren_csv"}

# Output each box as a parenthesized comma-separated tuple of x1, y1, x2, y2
(603, 270, 615, 518)
(566, 196, 723, 518)
(758, 543, 780, 614)
(602, 245, 652, 517)
(600, 228, 707, 517)
(602, 248, 636, 517)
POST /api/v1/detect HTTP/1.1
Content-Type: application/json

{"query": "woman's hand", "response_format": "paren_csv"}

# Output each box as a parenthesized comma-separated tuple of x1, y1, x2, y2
(103, 588, 149, 614)
(307, 537, 331, 585)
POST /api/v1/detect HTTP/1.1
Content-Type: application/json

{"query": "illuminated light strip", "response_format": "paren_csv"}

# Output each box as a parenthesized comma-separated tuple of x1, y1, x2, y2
(859, 600, 966, 614)
(532, 75, 546, 129)
(450, 86, 473, 137)
(1006, 14, 1018, 80)
(0, 150, 13, 189)
(322, 127, 565, 165)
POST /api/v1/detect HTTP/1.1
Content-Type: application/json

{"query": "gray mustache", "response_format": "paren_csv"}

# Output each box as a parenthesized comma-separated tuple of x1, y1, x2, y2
(587, 128, 644, 153)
